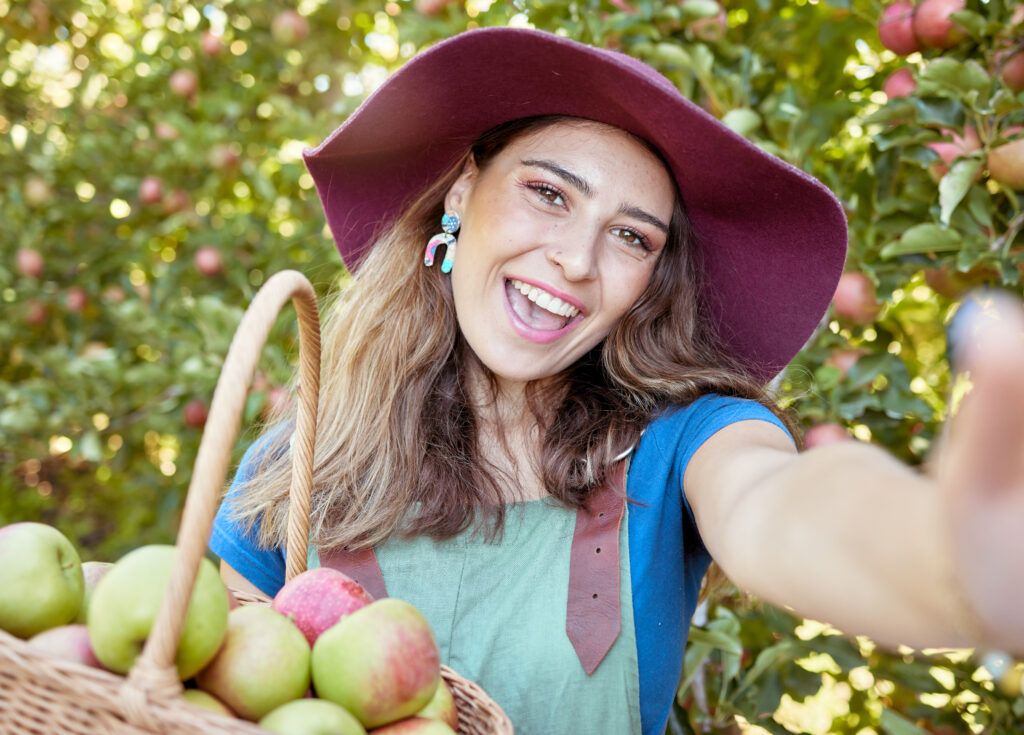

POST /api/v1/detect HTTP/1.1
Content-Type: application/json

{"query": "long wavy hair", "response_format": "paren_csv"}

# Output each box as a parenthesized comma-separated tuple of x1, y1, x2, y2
(230, 115, 794, 552)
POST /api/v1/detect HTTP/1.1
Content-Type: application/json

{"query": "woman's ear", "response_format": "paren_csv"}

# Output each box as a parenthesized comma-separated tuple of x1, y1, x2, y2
(444, 154, 478, 213)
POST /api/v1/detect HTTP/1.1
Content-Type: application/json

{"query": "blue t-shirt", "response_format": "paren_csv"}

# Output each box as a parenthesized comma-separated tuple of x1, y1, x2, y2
(210, 394, 788, 735)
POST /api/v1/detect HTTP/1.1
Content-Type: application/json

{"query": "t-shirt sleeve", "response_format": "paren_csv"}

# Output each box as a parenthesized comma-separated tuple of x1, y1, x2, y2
(674, 394, 794, 527)
(209, 437, 287, 597)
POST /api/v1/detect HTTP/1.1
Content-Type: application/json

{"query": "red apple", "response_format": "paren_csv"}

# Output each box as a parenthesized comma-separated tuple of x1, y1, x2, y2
(926, 126, 980, 178)
(162, 189, 191, 215)
(263, 386, 292, 420)
(28, 624, 103, 669)
(804, 423, 853, 449)
(25, 299, 47, 326)
(988, 137, 1024, 190)
(372, 718, 456, 734)
(998, 48, 1024, 91)
(154, 121, 179, 141)
(824, 348, 865, 379)
(183, 399, 209, 429)
(75, 560, 114, 623)
(414, 0, 458, 16)
(200, 30, 223, 57)
(65, 287, 88, 313)
(312, 599, 441, 729)
(271, 10, 310, 44)
(102, 285, 126, 305)
(882, 67, 917, 99)
(879, 2, 920, 56)
(16, 247, 44, 278)
(23, 176, 53, 208)
(912, 0, 966, 49)
(831, 272, 880, 325)
(923, 264, 997, 299)
(682, 0, 727, 41)
(195, 606, 311, 721)
(415, 679, 458, 730)
(169, 69, 198, 99)
(272, 568, 374, 647)
(139, 175, 163, 205)
(194, 246, 223, 276)
(208, 143, 240, 171)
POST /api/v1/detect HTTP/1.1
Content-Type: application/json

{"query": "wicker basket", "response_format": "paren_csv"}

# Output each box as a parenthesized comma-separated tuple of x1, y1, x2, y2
(0, 271, 513, 735)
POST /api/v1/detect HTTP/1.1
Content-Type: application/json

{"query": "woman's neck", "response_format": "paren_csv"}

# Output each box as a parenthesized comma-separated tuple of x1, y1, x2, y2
(465, 365, 563, 502)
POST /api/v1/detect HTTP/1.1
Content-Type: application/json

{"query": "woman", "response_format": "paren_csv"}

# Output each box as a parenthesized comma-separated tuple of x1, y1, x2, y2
(211, 28, 1024, 734)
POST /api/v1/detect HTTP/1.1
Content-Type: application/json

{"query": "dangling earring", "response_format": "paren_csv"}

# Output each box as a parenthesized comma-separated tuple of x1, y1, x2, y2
(424, 212, 460, 274)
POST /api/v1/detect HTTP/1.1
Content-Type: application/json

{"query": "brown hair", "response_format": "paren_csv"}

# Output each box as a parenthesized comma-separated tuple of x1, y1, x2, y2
(230, 116, 794, 552)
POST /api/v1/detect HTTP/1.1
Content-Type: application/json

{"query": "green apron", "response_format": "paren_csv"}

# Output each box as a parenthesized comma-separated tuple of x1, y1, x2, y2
(309, 483, 643, 734)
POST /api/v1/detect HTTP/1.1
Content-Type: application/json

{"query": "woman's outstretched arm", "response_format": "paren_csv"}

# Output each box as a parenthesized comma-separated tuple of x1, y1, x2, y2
(685, 296, 1024, 654)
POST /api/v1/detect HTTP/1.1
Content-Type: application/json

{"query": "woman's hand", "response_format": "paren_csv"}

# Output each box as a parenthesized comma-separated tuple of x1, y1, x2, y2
(936, 292, 1024, 652)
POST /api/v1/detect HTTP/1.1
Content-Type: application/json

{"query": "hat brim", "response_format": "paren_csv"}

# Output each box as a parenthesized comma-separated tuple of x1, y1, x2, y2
(304, 27, 848, 383)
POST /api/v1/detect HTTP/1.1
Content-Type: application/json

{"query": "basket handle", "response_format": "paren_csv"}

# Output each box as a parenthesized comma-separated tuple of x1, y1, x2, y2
(128, 270, 320, 694)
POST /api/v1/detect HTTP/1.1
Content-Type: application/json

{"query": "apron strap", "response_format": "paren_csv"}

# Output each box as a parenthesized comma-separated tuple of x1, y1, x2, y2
(567, 460, 627, 676)
(318, 545, 389, 600)
(317, 461, 627, 676)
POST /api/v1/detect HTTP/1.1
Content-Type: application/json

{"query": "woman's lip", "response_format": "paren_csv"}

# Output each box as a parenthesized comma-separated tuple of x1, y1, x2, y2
(507, 275, 586, 315)
(503, 281, 583, 344)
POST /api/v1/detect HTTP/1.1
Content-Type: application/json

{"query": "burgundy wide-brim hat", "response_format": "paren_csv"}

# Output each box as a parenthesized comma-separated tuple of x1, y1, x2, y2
(304, 27, 847, 383)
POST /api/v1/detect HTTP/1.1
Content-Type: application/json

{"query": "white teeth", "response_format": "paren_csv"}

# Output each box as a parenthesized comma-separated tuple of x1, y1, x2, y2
(510, 279, 580, 318)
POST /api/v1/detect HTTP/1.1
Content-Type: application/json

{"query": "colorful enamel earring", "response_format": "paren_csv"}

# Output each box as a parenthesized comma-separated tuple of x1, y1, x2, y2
(424, 212, 460, 274)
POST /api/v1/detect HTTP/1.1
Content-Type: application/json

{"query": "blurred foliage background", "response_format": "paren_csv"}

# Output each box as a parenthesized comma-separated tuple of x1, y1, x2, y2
(2, 0, 1023, 732)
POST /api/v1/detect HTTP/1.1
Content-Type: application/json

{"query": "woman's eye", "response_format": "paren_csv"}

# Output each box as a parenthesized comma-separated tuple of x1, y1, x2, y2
(612, 227, 651, 251)
(531, 184, 565, 207)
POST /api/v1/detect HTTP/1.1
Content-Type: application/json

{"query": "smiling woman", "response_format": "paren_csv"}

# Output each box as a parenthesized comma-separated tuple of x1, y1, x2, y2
(210, 26, 1024, 735)
(446, 119, 675, 387)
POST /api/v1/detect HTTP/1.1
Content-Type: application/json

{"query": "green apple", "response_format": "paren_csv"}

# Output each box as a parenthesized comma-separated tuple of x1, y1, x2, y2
(416, 678, 459, 730)
(182, 688, 236, 717)
(75, 561, 114, 623)
(371, 717, 457, 734)
(195, 605, 310, 721)
(259, 699, 366, 735)
(0, 522, 84, 638)
(87, 545, 229, 679)
(312, 598, 440, 729)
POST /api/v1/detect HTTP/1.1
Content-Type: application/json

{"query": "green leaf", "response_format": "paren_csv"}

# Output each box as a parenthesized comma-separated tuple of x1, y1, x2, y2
(721, 109, 762, 139)
(917, 58, 990, 99)
(650, 43, 692, 69)
(910, 97, 962, 127)
(948, 9, 988, 37)
(814, 364, 842, 391)
(880, 707, 931, 735)
(678, 0, 720, 20)
(687, 627, 744, 656)
(735, 641, 802, 696)
(939, 159, 982, 226)
(881, 224, 963, 258)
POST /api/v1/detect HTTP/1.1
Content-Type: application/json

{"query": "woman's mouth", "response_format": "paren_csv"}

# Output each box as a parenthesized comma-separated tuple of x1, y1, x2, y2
(503, 278, 584, 343)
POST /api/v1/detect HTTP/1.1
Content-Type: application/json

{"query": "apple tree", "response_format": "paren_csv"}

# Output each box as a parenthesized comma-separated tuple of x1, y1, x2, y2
(2, 0, 1023, 732)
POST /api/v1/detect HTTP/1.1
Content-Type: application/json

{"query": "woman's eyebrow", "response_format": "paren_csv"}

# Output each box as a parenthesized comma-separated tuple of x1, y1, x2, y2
(522, 158, 669, 234)
(521, 159, 593, 197)
(619, 204, 669, 234)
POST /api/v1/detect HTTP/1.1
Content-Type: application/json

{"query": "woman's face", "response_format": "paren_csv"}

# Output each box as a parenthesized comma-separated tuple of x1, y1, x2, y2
(444, 120, 676, 389)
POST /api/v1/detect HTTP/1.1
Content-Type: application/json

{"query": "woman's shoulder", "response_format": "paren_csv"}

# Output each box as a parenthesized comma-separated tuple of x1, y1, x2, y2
(635, 393, 791, 465)
(648, 393, 782, 433)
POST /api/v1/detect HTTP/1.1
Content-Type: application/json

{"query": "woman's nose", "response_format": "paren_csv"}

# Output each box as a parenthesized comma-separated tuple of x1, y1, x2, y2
(545, 227, 599, 282)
